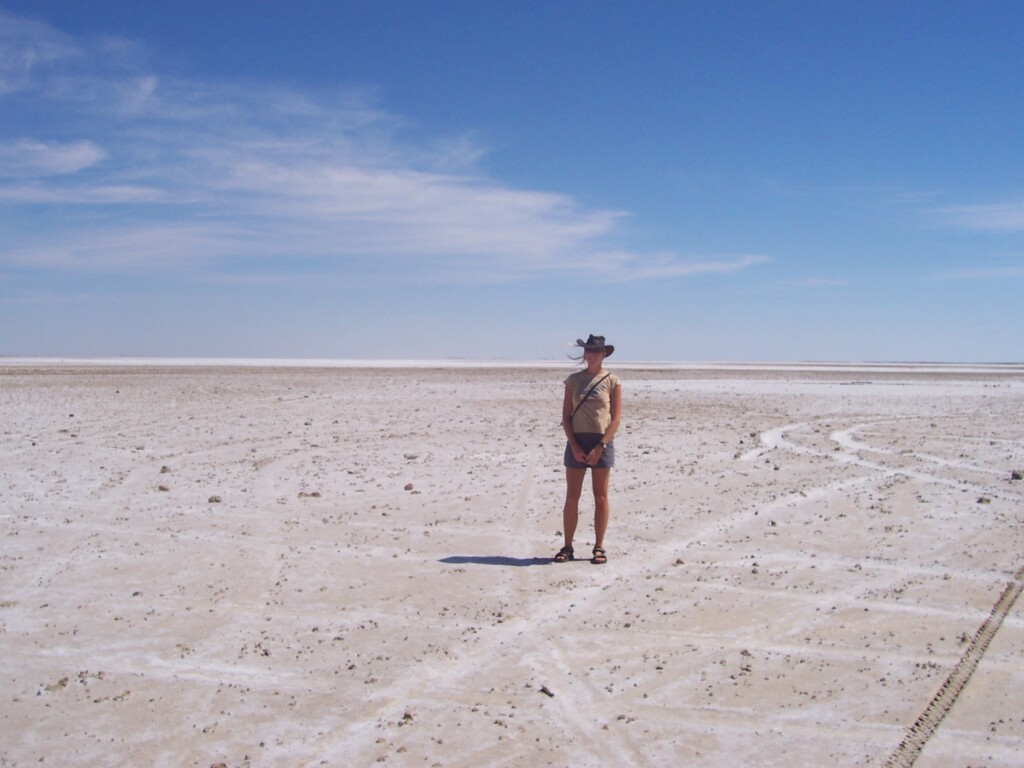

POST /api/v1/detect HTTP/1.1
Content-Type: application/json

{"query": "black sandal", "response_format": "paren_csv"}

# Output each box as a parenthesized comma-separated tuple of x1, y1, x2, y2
(553, 546, 574, 563)
(591, 547, 607, 565)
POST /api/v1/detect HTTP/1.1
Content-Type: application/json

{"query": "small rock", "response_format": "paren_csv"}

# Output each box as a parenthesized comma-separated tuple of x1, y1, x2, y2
(44, 677, 69, 692)
(208, 495, 222, 504)
(158, 484, 170, 492)
(539, 686, 555, 698)
(404, 483, 414, 491)
(977, 496, 991, 504)
(160, 465, 171, 474)
(1011, 470, 1022, 481)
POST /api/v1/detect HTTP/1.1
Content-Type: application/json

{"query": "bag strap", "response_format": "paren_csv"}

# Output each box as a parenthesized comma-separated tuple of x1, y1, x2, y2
(570, 373, 611, 427)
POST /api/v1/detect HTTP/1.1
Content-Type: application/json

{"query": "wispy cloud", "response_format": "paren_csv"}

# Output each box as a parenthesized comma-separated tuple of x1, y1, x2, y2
(925, 198, 1024, 281)
(0, 10, 766, 286)
(934, 201, 1024, 233)
(0, 139, 106, 176)
(930, 265, 1024, 281)
(585, 253, 770, 282)
(782, 277, 846, 288)
(0, 182, 161, 204)
(0, 10, 81, 95)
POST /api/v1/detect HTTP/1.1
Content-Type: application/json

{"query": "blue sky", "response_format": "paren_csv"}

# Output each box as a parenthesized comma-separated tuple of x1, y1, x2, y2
(1, 1, 1022, 362)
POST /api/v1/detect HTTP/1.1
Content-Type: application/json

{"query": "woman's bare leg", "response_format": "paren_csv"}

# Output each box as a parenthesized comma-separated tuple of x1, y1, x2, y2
(562, 467, 587, 548)
(591, 468, 610, 550)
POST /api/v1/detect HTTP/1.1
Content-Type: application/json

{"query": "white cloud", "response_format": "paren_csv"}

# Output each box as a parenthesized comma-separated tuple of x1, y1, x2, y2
(3, 223, 241, 271)
(930, 265, 1024, 281)
(936, 201, 1024, 233)
(584, 253, 770, 282)
(0, 10, 81, 95)
(784, 277, 846, 288)
(0, 182, 161, 203)
(0, 10, 767, 286)
(0, 139, 106, 177)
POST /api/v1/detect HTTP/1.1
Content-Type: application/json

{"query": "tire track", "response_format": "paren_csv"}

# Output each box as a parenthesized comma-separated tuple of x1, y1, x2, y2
(757, 416, 1024, 766)
(880, 561, 1024, 768)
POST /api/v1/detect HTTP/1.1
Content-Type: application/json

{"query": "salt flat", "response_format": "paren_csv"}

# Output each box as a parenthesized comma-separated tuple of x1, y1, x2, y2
(1, 363, 1022, 767)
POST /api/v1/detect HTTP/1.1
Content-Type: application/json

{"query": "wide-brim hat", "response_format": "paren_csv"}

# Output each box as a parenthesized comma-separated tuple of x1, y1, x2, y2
(576, 334, 614, 357)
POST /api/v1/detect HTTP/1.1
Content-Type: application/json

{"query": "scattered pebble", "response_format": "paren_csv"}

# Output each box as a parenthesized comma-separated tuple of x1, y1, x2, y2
(5, 364, 1021, 767)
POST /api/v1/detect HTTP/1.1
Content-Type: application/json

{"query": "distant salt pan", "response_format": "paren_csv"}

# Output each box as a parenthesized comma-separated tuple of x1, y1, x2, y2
(1, 357, 1020, 375)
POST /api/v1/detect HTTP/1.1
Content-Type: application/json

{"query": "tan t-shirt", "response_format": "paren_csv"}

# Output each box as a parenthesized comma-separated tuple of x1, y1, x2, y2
(565, 370, 620, 435)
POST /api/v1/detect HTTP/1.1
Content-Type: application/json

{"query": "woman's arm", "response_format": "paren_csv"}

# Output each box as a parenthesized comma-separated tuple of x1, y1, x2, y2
(562, 384, 585, 460)
(584, 382, 621, 466)
(602, 383, 622, 445)
(562, 384, 578, 442)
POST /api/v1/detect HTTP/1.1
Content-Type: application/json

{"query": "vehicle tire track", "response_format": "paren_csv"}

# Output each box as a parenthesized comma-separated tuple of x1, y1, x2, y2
(757, 416, 1024, 767)
(880, 561, 1024, 768)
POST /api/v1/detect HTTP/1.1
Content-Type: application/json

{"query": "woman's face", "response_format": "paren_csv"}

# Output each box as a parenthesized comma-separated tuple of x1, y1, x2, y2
(584, 347, 605, 362)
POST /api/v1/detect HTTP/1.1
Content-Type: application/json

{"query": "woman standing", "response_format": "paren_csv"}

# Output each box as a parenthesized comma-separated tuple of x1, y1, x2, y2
(554, 335, 622, 565)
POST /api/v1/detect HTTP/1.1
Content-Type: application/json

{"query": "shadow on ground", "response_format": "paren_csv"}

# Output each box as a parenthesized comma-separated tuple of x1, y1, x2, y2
(439, 555, 550, 567)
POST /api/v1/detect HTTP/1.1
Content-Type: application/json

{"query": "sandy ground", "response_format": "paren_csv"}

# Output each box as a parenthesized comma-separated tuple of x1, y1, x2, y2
(1, 362, 1022, 768)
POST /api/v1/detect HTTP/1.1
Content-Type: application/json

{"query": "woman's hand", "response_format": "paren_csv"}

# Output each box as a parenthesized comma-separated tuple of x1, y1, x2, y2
(584, 443, 604, 466)
(571, 443, 587, 463)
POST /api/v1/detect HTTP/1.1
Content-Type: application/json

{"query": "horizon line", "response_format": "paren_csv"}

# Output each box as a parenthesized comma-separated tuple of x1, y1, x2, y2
(1, 356, 1022, 372)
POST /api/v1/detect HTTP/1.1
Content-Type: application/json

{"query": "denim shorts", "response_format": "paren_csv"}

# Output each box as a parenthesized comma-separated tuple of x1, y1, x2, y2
(564, 432, 615, 469)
